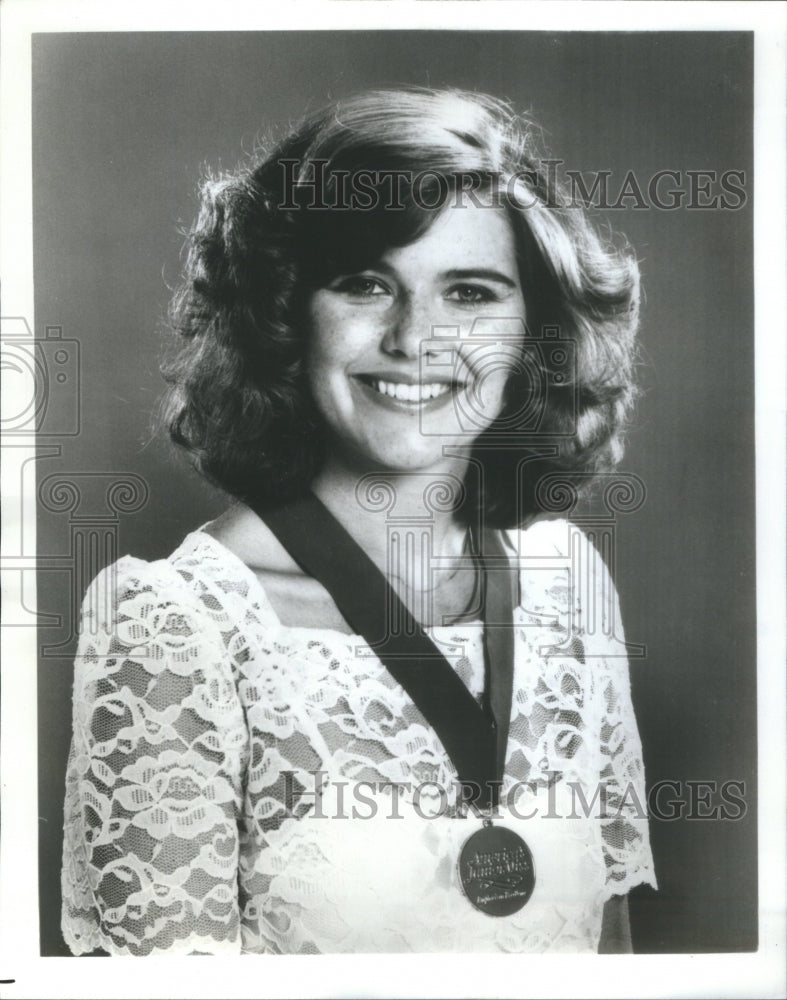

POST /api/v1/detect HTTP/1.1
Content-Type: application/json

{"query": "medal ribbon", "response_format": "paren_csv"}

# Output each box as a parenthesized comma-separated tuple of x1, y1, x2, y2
(253, 492, 517, 812)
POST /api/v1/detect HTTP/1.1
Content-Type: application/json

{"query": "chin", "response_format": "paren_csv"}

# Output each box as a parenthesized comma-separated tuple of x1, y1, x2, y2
(347, 434, 472, 478)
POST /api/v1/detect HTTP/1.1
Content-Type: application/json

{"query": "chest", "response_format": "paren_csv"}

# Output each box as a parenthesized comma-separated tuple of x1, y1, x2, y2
(253, 560, 482, 633)
(234, 611, 600, 801)
(231, 618, 608, 955)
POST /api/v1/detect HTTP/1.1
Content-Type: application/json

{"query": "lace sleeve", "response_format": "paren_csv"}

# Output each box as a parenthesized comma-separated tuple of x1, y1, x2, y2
(61, 558, 248, 956)
(577, 533, 658, 900)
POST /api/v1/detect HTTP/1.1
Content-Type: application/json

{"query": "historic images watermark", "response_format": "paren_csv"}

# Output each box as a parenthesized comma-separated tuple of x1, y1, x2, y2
(0, 316, 149, 653)
(416, 319, 576, 439)
(279, 161, 748, 212)
(280, 771, 749, 823)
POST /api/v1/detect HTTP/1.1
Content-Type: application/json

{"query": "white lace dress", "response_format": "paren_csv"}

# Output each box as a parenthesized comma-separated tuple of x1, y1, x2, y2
(61, 517, 656, 955)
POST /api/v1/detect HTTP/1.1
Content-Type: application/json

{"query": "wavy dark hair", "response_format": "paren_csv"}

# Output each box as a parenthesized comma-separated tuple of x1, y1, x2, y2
(163, 87, 640, 528)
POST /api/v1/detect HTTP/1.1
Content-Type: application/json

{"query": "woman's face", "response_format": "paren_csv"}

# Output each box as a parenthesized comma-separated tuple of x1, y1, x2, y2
(306, 201, 527, 476)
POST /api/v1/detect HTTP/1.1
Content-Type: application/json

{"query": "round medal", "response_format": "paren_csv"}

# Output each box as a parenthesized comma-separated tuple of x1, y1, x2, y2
(458, 821, 535, 917)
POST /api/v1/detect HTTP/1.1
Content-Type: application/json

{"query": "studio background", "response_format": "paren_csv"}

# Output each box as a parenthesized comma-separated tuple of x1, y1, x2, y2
(33, 30, 755, 955)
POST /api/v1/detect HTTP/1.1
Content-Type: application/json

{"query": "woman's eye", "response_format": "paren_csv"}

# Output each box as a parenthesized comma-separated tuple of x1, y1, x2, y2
(335, 276, 389, 297)
(446, 284, 496, 305)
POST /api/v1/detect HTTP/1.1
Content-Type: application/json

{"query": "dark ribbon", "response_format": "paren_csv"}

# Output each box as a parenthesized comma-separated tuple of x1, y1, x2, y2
(252, 491, 517, 812)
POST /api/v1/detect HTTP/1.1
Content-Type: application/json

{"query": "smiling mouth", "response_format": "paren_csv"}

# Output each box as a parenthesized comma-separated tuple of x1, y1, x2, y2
(356, 376, 465, 403)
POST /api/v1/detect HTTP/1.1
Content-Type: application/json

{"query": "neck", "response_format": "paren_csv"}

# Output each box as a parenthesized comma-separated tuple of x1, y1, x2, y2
(310, 456, 471, 594)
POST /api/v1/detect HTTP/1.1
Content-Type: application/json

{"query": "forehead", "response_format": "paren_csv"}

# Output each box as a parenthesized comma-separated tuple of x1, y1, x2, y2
(379, 202, 518, 273)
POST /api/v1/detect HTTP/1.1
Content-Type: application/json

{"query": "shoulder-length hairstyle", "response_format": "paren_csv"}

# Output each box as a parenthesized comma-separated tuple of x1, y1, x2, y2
(163, 87, 640, 528)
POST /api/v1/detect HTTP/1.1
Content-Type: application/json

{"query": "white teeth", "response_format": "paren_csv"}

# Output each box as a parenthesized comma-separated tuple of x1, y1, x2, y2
(370, 379, 452, 402)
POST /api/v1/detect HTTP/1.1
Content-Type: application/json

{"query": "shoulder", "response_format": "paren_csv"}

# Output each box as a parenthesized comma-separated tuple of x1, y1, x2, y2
(79, 552, 184, 627)
(77, 529, 248, 664)
(203, 504, 353, 632)
(83, 544, 204, 620)
(202, 502, 303, 576)
(505, 516, 577, 558)
(86, 511, 284, 615)
(75, 537, 249, 697)
(504, 517, 622, 628)
(505, 517, 612, 578)
(501, 518, 576, 619)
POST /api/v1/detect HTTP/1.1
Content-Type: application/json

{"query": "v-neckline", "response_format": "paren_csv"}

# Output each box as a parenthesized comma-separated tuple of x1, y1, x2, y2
(251, 493, 518, 810)
(190, 525, 494, 642)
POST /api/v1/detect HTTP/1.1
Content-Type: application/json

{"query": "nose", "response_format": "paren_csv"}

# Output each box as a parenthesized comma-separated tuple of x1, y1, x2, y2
(380, 292, 434, 360)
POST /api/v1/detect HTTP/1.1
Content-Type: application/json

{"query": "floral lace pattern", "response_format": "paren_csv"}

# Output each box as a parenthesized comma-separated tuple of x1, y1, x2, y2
(61, 518, 656, 956)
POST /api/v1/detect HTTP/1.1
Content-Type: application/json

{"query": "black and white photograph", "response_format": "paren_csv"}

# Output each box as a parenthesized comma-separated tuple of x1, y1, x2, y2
(1, 2, 784, 997)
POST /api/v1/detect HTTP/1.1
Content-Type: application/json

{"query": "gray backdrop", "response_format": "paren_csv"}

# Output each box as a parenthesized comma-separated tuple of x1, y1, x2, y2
(33, 31, 756, 955)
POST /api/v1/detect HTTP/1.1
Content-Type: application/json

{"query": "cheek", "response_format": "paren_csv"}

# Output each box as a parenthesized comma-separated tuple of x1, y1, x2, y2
(305, 309, 368, 425)
(306, 310, 344, 374)
(306, 300, 374, 377)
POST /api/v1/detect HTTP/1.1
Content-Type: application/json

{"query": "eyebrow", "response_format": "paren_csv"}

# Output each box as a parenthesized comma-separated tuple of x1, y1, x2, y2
(441, 268, 518, 288)
(348, 263, 519, 289)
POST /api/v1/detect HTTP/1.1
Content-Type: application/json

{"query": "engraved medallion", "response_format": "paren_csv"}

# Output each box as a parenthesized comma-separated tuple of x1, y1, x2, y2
(458, 821, 535, 917)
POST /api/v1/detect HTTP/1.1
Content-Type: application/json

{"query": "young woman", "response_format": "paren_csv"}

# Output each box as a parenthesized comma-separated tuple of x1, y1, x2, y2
(61, 87, 656, 955)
